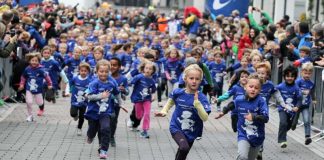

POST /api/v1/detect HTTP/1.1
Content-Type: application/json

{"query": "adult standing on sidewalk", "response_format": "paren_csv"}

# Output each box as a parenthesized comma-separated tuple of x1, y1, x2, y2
(0, 10, 17, 58)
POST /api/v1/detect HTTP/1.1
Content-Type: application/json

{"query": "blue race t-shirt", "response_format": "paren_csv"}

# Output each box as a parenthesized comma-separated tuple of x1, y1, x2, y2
(235, 95, 269, 147)
(22, 66, 48, 94)
(169, 88, 211, 142)
(70, 75, 92, 107)
(276, 82, 302, 115)
(84, 77, 119, 120)
(296, 78, 314, 106)
(130, 73, 156, 103)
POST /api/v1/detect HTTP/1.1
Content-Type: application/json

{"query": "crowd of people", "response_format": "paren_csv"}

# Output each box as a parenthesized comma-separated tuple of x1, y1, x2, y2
(0, 0, 323, 159)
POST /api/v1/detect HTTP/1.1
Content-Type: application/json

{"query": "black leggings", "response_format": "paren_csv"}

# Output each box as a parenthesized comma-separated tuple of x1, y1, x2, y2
(70, 106, 86, 129)
(172, 131, 194, 160)
(110, 107, 121, 138)
(130, 106, 141, 128)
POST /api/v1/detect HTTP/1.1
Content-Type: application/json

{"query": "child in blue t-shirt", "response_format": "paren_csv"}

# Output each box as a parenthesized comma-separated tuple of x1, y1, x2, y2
(84, 59, 120, 159)
(216, 74, 269, 160)
(110, 57, 129, 146)
(41, 46, 69, 104)
(64, 46, 82, 82)
(155, 64, 210, 160)
(208, 51, 226, 110)
(164, 48, 183, 95)
(130, 60, 157, 138)
(19, 52, 53, 122)
(214, 70, 250, 132)
(293, 62, 315, 145)
(276, 65, 302, 149)
(70, 62, 92, 136)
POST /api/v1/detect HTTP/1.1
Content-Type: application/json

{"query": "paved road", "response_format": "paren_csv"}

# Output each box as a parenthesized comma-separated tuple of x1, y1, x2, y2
(0, 94, 323, 160)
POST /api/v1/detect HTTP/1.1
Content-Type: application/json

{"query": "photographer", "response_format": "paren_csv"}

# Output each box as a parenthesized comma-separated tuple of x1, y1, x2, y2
(310, 23, 324, 66)
(0, 10, 17, 58)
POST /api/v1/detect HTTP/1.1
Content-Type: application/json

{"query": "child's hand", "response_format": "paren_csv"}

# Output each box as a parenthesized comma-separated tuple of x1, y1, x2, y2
(18, 85, 24, 91)
(292, 107, 299, 112)
(211, 96, 217, 104)
(154, 112, 166, 117)
(194, 91, 198, 100)
(119, 86, 125, 92)
(101, 91, 110, 99)
(215, 112, 224, 119)
(244, 111, 253, 121)
(48, 86, 53, 90)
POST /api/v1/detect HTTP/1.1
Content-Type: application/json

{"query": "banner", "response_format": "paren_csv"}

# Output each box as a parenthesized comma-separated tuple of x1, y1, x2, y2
(206, 0, 249, 18)
(19, 0, 59, 6)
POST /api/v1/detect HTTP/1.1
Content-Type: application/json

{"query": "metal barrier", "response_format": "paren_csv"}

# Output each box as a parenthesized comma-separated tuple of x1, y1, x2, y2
(311, 66, 324, 142)
(0, 58, 14, 98)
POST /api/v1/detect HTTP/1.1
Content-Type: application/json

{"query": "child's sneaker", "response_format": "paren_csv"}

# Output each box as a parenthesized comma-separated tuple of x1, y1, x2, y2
(37, 110, 44, 116)
(26, 115, 33, 122)
(157, 102, 163, 108)
(87, 137, 93, 144)
(280, 142, 287, 148)
(216, 106, 221, 112)
(110, 137, 116, 147)
(130, 127, 140, 132)
(77, 129, 82, 136)
(256, 152, 262, 160)
(305, 137, 312, 145)
(99, 150, 108, 159)
(140, 130, 150, 139)
(127, 119, 133, 128)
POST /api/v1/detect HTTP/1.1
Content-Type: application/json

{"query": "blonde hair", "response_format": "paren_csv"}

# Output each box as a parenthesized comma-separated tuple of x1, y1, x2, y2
(301, 62, 314, 71)
(182, 64, 203, 81)
(93, 46, 104, 54)
(96, 59, 111, 72)
(247, 74, 262, 87)
(250, 51, 263, 61)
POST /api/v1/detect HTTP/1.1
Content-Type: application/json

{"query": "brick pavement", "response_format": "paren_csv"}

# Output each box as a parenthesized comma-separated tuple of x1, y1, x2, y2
(0, 95, 323, 160)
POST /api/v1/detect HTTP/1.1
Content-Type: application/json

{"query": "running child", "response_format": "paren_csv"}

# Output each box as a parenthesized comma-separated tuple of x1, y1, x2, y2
(70, 62, 92, 136)
(130, 60, 157, 138)
(155, 64, 210, 160)
(84, 59, 120, 159)
(293, 62, 315, 145)
(216, 74, 269, 160)
(19, 52, 53, 121)
(276, 65, 302, 149)
(110, 57, 129, 146)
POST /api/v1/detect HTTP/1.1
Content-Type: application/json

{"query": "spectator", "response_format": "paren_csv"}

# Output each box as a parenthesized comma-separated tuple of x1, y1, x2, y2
(0, 10, 17, 58)
(247, 6, 273, 33)
(287, 22, 313, 58)
(310, 23, 324, 64)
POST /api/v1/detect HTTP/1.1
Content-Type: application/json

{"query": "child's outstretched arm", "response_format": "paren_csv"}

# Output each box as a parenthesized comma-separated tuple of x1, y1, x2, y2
(193, 92, 208, 121)
(155, 98, 175, 117)
(273, 90, 286, 107)
(215, 101, 235, 119)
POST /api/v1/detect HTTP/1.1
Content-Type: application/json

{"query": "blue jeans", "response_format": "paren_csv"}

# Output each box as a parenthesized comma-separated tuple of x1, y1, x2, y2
(300, 107, 311, 136)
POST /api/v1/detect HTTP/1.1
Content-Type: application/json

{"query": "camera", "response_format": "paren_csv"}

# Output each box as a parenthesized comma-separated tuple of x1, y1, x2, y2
(8, 29, 21, 37)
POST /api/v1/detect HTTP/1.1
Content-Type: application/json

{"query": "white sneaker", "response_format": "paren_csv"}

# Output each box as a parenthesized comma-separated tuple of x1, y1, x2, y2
(26, 115, 33, 122)
(77, 129, 82, 136)
(127, 119, 133, 128)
